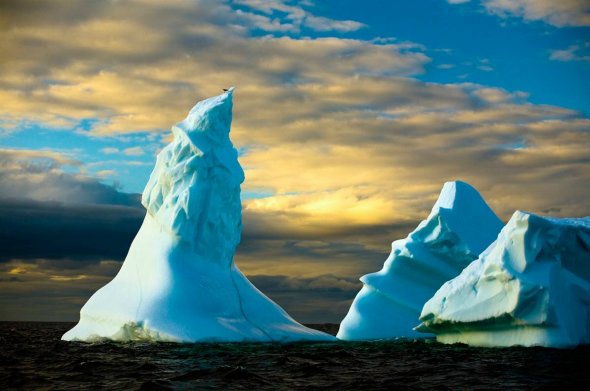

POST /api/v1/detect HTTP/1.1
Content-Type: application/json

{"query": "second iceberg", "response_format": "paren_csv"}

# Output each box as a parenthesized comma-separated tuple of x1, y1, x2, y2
(337, 181, 503, 340)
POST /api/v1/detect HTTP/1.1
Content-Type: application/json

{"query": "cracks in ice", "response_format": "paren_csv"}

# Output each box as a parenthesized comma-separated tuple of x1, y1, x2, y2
(230, 266, 274, 341)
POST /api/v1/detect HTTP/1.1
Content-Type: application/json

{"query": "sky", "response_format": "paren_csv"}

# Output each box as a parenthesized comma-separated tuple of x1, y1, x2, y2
(1, 0, 589, 323)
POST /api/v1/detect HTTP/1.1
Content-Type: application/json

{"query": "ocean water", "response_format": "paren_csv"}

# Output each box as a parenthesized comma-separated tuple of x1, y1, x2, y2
(1, 322, 589, 390)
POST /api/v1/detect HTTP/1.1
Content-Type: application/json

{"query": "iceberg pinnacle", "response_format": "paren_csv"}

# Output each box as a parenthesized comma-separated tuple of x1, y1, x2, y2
(337, 181, 503, 340)
(62, 88, 334, 342)
(417, 211, 590, 347)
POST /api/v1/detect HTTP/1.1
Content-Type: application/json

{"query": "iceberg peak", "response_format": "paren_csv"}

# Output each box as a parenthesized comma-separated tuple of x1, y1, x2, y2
(433, 180, 485, 211)
(141, 88, 244, 244)
(427, 180, 503, 255)
(173, 87, 235, 149)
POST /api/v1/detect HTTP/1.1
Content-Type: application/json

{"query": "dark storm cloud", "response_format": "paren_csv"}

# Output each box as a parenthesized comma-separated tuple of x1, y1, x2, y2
(0, 149, 144, 262)
(0, 198, 143, 262)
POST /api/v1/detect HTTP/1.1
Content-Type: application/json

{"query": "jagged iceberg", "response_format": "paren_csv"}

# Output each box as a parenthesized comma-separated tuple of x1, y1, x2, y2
(337, 181, 503, 340)
(417, 211, 590, 347)
(63, 88, 334, 342)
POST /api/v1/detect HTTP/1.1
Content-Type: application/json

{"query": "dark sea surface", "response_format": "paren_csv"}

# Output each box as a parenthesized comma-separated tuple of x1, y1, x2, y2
(1, 322, 590, 390)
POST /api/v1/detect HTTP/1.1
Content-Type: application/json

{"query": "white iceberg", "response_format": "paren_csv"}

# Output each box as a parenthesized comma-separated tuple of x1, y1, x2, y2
(417, 211, 590, 348)
(337, 181, 503, 340)
(63, 88, 334, 342)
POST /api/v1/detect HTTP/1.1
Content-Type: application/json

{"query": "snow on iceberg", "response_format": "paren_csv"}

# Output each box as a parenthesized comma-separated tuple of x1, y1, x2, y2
(337, 181, 503, 340)
(62, 88, 334, 342)
(417, 211, 590, 347)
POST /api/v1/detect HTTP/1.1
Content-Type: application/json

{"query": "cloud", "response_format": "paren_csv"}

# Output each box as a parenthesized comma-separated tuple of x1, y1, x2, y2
(303, 15, 365, 33)
(0, 0, 428, 138)
(550, 44, 590, 62)
(477, 59, 494, 72)
(0, 198, 143, 262)
(0, 148, 139, 205)
(123, 146, 145, 156)
(233, 0, 365, 33)
(95, 169, 116, 178)
(234, 81, 590, 224)
(0, 148, 80, 166)
(100, 147, 119, 154)
(248, 274, 361, 322)
(0, 149, 144, 262)
(480, 0, 590, 27)
(446, 0, 590, 27)
(0, 259, 121, 321)
(250, 274, 360, 293)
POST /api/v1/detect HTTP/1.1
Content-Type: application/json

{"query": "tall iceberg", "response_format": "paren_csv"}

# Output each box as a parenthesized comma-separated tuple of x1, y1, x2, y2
(63, 88, 334, 342)
(417, 211, 590, 348)
(337, 181, 503, 340)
